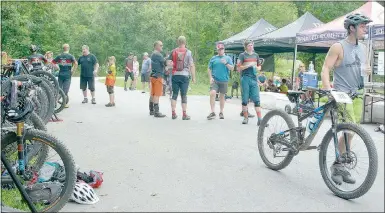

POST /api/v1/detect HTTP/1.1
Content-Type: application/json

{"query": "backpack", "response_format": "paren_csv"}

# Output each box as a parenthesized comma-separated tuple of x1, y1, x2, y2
(172, 48, 187, 74)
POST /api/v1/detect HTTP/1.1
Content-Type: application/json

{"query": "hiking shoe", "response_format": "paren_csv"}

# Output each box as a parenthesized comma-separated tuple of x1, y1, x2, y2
(91, 98, 96, 104)
(219, 113, 224, 119)
(182, 115, 191, 120)
(154, 112, 166, 118)
(172, 114, 178, 120)
(242, 117, 249, 124)
(330, 163, 356, 185)
(207, 112, 216, 120)
(124, 87, 127, 91)
(82, 98, 88, 104)
(150, 111, 154, 116)
(142, 91, 145, 94)
(105, 103, 114, 107)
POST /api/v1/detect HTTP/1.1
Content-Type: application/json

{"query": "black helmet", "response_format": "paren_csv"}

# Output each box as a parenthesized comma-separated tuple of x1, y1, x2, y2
(344, 13, 372, 30)
(30, 44, 38, 53)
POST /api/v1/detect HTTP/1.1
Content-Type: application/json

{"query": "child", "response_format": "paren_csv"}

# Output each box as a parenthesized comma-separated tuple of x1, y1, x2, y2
(279, 78, 289, 94)
(105, 56, 116, 107)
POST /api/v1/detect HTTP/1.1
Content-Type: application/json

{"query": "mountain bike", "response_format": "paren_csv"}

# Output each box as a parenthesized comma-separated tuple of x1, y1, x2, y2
(257, 87, 378, 200)
(1, 79, 76, 212)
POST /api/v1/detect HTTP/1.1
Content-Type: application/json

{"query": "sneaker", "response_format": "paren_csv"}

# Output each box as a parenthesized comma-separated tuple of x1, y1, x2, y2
(172, 114, 178, 120)
(124, 87, 127, 91)
(207, 112, 216, 120)
(154, 112, 166, 118)
(242, 117, 249, 124)
(219, 113, 224, 119)
(91, 98, 96, 104)
(330, 163, 356, 184)
(105, 103, 114, 107)
(82, 98, 88, 104)
(182, 115, 191, 120)
(150, 111, 154, 116)
(64, 104, 69, 108)
(142, 91, 145, 94)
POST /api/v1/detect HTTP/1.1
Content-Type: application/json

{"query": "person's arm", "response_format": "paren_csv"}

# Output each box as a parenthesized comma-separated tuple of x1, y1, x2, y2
(93, 55, 99, 76)
(321, 43, 341, 90)
(71, 56, 78, 75)
(52, 56, 60, 70)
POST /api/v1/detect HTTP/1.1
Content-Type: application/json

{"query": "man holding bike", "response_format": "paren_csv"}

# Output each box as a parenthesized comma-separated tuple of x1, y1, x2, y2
(27, 45, 47, 70)
(321, 13, 372, 185)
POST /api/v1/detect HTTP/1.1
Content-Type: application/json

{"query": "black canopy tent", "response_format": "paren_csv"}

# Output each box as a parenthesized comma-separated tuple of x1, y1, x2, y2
(248, 12, 325, 85)
(223, 18, 277, 50)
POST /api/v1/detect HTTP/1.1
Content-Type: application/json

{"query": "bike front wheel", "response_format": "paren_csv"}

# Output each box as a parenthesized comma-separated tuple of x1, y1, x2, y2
(319, 123, 378, 200)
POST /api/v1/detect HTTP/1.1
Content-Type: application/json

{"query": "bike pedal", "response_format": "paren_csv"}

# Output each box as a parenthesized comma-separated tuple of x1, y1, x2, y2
(305, 146, 318, 151)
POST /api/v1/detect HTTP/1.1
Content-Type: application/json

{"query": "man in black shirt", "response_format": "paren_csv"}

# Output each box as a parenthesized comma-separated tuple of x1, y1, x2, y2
(77, 45, 99, 104)
(27, 44, 47, 70)
(148, 41, 171, 117)
(52, 44, 78, 107)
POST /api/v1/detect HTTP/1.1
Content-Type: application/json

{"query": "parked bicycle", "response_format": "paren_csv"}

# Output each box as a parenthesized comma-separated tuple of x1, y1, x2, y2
(1, 79, 76, 212)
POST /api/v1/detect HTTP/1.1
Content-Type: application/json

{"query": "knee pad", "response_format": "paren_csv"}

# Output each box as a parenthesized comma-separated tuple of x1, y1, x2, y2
(254, 101, 260, 107)
(172, 93, 178, 101)
(181, 95, 187, 103)
(242, 102, 248, 106)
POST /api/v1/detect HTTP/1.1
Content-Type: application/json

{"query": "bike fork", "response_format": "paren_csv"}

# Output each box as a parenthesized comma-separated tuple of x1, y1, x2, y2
(16, 122, 26, 176)
(330, 110, 340, 161)
(1, 152, 38, 213)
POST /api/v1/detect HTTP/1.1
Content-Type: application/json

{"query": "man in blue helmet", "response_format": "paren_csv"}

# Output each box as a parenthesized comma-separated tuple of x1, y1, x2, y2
(321, 13, 372, 185)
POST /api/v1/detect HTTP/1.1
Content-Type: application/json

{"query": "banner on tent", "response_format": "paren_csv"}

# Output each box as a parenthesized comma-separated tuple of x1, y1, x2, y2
(296, 31, 347, 44)
(371, 25, 384, 40)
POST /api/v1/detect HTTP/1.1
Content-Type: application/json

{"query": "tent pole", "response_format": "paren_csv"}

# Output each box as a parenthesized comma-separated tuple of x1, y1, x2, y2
(292, 44, 298, 90)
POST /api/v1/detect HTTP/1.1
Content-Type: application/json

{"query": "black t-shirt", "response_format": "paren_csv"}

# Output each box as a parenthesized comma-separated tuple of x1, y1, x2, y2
(150, 51, 166, 78)
(53, 53, 76, 78)
(77, 54, 98, 77)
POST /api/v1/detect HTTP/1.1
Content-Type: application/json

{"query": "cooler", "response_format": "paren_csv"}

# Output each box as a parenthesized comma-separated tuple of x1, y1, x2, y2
(303, 72, 318, 88)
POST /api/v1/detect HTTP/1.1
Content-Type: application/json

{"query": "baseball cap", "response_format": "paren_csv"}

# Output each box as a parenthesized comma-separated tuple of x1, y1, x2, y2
(216, 42, 225, 50)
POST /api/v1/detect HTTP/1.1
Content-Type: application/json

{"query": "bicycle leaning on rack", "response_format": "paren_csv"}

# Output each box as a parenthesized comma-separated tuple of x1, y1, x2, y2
(1, 79, 76, 212)
(257, 87, 378, 200)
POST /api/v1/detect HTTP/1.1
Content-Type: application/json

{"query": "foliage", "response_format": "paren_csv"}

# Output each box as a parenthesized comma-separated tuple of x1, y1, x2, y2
(1, 1, 369, 78)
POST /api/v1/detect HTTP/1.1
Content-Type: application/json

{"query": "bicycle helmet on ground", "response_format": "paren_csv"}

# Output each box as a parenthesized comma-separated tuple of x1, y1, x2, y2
(70, 182, 99, 205)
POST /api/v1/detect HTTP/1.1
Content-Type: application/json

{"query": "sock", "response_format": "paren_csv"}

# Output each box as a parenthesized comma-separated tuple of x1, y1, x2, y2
(149, 101, 154, 112)
(243, 110, 248, 118)
(172, 110, 176, 116)
(154, 103, 159, 112)
(183, 111, 187, 117)
(257, 111, 262, 120)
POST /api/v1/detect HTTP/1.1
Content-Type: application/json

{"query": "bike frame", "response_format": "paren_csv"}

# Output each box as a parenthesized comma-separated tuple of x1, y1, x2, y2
(292, 93, 349, 160)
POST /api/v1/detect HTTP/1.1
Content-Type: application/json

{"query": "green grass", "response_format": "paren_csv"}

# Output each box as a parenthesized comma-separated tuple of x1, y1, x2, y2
(1, 188, 44, 211)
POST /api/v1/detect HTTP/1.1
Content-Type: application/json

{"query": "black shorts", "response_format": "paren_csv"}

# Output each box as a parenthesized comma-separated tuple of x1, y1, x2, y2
(125, 72, 134, 82)
(106, 85, 114, 94)
(80, 76, 95, 91)
(141, 73, 150, 82)
(58, 76, 71, 95)
(172, 75, 189, 97)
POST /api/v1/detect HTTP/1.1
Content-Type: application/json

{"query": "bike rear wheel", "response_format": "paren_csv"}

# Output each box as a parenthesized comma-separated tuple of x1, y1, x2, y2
(54, 89, 66, 114)
(319, 123, 378, 199)
(257, 109, 296, 170)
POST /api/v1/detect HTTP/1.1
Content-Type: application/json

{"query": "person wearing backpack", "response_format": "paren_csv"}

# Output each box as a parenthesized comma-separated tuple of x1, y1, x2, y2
(167, 36, 196, 120)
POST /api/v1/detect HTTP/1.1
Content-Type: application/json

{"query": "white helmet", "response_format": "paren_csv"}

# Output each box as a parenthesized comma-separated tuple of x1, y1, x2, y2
(70, 182, 99, 205)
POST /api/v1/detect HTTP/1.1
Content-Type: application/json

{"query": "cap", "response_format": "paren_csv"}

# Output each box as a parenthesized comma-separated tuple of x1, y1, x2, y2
(216, 42, 225, 50)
